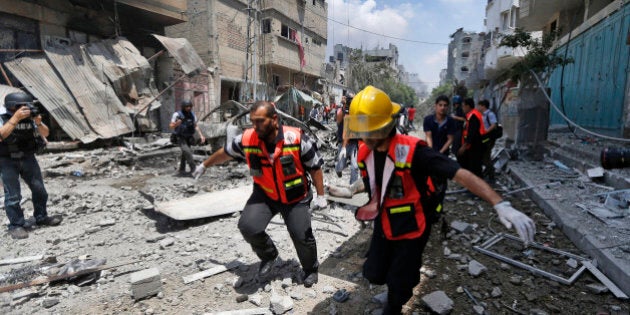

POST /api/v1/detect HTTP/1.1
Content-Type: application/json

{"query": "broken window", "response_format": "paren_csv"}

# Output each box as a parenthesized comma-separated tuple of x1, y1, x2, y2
(510, 6, 518, 28)
(461, 51, 470, 58)
(262, 19, 271, 34)
(462, 37, 472, 44)
(461, 66, 469, 72)
(501, 11, 509, 30)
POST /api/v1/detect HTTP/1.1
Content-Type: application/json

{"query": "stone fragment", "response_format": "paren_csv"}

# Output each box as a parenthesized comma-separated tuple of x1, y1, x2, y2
(249, 293, 263, 306)
(450, 220, 473, 233)
(159, 238, 175, 249)
(129, 267, 161, 300)
(566, 258, 578, 269)
(42, 298, 59, 308)
(322, 285, 336, 294)
(236, 294, 248, 303)
(468, 260, 487, 277)
(270, 293, 293, 314)
(473, 305, 485, 315)
(509, 275, 522, 285)
(372, 291, 387, 304)
(490, 287, 502, 297)
(98, 219, 116, 226)
(585, 283, 608, 294)
(421, 291, 453, 315)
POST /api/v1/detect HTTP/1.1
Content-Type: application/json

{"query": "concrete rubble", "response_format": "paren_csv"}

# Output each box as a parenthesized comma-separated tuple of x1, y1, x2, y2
(0, 129, 627, 314)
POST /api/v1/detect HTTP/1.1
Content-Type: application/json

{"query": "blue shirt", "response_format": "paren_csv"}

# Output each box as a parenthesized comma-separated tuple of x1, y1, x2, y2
(423, 114, 456, 155)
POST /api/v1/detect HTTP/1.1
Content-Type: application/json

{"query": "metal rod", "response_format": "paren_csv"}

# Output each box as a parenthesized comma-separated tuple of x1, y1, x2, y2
(0, 49, 43, 52)
(0, 63, 13, 87)
(147, 50, 165, 62)
(500, 233, 587, 261)
(474, 246, 576, 284)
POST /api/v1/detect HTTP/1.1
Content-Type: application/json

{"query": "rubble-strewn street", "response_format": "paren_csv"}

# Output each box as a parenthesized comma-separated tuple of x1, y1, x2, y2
(1, 129, 628, 315)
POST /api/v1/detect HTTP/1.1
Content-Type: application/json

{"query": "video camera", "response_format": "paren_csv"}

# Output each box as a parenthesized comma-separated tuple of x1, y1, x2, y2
(19, 103, 40, 117)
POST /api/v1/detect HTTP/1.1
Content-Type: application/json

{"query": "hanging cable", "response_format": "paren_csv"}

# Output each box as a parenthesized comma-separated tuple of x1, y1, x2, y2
(530, 69, 630, 143)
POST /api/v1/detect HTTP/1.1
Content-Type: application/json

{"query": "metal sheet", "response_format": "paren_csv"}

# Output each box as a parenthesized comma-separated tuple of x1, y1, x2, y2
(84, 37, 162, 115)
(4, 56, 100, 143)
(152, 34, 205, 75)
(548, 4, 629, 135)
(45, 45, 133, 139)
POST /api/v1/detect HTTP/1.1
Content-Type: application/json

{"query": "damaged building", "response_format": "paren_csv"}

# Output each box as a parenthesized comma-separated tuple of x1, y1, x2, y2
(0, 0, 192, 142)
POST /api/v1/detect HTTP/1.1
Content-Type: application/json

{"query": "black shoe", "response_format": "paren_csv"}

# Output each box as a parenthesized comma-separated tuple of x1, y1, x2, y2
(303, 272, 318, 288)
(8, 227, 28, 239)
(258, 256, 278, 277)
(36, 215, 62, 227)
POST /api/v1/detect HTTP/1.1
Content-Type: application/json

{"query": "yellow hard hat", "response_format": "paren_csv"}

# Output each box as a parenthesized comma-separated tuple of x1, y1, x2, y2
(344, 86, 401, 139)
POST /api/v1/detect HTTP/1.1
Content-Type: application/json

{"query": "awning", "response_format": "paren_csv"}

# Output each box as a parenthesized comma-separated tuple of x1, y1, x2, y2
(152, 34, 206, 75)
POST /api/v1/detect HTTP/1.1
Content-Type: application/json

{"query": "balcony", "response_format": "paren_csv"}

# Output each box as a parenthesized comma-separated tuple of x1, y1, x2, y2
(518, 0, 581, 31)
(484, 44, 524, 79)
(261, 33, 325, 78)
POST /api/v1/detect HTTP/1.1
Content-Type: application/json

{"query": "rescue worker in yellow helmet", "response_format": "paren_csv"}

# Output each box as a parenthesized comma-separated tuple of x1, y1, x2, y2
(345, 86, 536, 314)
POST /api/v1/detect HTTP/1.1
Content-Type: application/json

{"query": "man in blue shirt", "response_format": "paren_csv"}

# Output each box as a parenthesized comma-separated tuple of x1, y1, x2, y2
(423, 95, 456, 156)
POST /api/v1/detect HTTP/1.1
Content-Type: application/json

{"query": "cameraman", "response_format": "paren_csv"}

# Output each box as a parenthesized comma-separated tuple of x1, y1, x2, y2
(169, 99, 205, 176)
(0, 92, 62, 240)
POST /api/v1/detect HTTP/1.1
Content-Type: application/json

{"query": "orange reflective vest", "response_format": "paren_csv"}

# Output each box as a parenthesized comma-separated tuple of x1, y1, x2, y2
(356, 134, 428, 240)
(242, 126, 308, 204)
(462, 108, 488, 144)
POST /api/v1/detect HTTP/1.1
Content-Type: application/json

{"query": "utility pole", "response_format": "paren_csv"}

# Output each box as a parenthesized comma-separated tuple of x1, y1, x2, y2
(243, 0, 259, 101)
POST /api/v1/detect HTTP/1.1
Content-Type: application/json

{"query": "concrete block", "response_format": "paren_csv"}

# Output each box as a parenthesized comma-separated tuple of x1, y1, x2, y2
(450, 220, 473, 233)
(421, 291, 453, 315)
(129, 267, 161, 300)
(585, 283, 609, 294)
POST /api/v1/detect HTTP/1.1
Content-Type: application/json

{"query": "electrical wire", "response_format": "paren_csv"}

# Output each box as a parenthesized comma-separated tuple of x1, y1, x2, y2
(295, 0, 448, 46)
(529, 69, 630, 143)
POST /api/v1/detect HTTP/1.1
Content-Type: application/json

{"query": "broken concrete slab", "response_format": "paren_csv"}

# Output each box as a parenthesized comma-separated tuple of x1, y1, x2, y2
(326, 192, 369, 208)
(450, 220, 473, 234)
(270, 293, 294, 314)
(182, 261, 240, 284)
(155, 185, 252, 220)
(468, 260, 487, 277)
(587, 167, 605, 178)
(0, 254, 44, 266)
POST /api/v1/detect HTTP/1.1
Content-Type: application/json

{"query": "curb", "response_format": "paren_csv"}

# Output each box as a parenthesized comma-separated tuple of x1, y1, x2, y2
(507, 165, 630, 297)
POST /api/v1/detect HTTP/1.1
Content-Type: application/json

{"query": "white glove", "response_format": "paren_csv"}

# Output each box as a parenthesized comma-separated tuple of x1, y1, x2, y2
(313, 195, 328, 209)
(494, 201, 536, 244)
(192, 163, 206, 180)
(338, 147, 347, 161)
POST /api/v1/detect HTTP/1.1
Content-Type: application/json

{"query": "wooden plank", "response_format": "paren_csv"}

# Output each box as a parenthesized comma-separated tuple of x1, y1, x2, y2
(0, 254, 43, 266)
(182, 261, 239, 284)
(155, 186, 252, 220)
(326, 192, 369, 208)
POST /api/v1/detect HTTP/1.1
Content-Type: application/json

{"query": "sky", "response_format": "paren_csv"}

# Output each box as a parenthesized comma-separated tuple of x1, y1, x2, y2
(326, 0, 487, 90)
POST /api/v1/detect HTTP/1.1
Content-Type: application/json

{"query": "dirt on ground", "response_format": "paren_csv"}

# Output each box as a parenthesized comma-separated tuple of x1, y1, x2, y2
(0, 130, 628, 315)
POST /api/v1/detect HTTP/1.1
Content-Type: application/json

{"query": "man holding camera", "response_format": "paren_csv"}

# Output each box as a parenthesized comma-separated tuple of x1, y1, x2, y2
(169, 99, 205, 176)
(1, 92, 62, 239)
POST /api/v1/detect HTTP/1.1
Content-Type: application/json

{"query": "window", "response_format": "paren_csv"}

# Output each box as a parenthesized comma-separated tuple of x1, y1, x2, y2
(281, 24, 289, 38)
(312, 0, 316, 5)
(510, 6, 518, 28)
(280, 24, 297, 42)
(262, 19, 271, 34)
(501, 11, 509, 30)
(312, 37, 322, 46)
(273, 74, 280, 88)
(461, 51, 470, 58)
(462, 37, 471, 44)
(461, 66, 469, 72)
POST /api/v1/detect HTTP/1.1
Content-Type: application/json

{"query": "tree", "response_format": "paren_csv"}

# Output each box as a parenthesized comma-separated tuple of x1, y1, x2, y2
(499, 28, 573, 82)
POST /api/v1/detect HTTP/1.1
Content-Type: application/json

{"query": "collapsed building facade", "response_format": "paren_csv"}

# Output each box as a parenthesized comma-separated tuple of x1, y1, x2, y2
(0, 0, 193, 142)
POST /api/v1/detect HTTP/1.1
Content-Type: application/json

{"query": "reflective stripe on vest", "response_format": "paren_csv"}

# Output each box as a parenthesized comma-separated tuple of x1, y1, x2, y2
(357, 134, 427, 240)
(242, 126, 308, 204)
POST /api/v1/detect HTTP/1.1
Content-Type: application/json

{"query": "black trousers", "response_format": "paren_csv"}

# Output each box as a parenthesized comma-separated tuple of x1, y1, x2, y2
(177, 135, 195, 172)
(363, 221, 431, 315)
(237, 188, 319, 273)
(459, 145, 484, 178)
